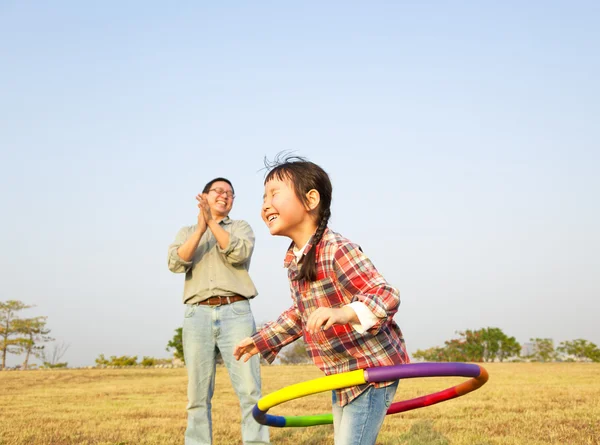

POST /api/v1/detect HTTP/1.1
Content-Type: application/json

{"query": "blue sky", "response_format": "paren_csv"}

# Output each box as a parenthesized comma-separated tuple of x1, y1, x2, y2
(1, 2, 598, 367)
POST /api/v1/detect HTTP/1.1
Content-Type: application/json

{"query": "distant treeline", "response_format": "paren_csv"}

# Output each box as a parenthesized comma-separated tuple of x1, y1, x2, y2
(1, 300, 67, 370)
(411, 328, 600, 363)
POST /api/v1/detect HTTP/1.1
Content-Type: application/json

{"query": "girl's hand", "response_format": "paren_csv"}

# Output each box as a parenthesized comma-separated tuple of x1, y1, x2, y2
(306, 306, 357, 334)
(234, 337, 259, 362)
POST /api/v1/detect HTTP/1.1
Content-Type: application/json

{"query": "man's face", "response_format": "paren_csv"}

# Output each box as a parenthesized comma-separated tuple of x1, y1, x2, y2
(204, 181, 235, 217)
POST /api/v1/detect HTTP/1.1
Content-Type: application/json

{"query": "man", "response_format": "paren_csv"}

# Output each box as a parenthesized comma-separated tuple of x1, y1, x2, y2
(168, 177, 269, 445)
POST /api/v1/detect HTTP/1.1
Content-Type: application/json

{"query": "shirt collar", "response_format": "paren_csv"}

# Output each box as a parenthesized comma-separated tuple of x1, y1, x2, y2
(218, 216, 232, 225)
(283, 228, 329, 268)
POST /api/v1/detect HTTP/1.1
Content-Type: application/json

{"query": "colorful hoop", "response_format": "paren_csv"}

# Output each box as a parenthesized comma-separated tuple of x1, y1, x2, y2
(253, 362, 489, 427)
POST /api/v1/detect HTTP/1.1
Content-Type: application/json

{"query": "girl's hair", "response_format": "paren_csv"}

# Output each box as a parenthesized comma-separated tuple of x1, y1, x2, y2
(264, 154, 332, 282)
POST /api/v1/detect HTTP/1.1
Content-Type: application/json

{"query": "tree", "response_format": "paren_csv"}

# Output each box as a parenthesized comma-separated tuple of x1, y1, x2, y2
(412, 346, 446, 362)
(412, 327, 521, 363)
(140, 356, 172, 367)
(0, 300, 32, 369)
(166, 327, 184, 363)
(13, 316, 53, 370)
(95, 354, 138, 367)
(497, 335, 521, 362)
(528, 338, 556, 362)
(557, 339, 600, 362)
(41, 341, 70, 368)
(449, 330, 485, 362)
(480, 327, 521, 362)
(95, 354, 110, 366)
(279, 339, 311, 364)
(164, 327, 226, 365)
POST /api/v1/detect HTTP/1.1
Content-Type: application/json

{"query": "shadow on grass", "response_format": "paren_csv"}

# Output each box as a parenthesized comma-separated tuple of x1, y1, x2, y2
(397, 420, 450, 445)
(272, 424, 333, 445)
(394, 420, 492, 445)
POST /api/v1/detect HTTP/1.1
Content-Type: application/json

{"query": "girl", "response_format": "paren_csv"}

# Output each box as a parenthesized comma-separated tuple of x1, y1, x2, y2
(234, 155, 409, 445)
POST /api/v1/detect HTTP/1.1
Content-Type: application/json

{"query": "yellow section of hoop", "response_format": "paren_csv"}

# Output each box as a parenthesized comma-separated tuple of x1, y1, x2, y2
(257, 369, 366, 411)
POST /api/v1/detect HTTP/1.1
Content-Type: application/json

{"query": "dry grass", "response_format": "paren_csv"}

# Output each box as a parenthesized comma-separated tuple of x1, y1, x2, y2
(1, 363, 598, 445)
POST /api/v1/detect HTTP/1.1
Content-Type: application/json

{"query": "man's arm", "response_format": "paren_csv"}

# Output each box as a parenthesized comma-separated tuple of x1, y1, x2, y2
(168, 197, 208, 272)
(206, 219, 230, 251)
(176, 227, 205, 262)
(176, 195, 209, 261)
(168, 227, 197, 273)
(217, 220, 255, 266)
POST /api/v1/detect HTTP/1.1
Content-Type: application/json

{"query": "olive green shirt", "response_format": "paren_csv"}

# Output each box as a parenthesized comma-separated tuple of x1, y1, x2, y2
(168, 217, 258, 304)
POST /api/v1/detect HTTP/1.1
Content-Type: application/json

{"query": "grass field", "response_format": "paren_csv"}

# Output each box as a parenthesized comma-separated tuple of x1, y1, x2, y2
(1, 363, 598, 445)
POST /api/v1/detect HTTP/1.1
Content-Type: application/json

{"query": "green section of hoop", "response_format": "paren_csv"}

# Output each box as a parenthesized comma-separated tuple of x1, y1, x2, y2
(284, 414, 334, 427)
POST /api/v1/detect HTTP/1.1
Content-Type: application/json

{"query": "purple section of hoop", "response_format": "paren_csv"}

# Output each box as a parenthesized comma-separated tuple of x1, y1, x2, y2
(364, 363, 481, 383)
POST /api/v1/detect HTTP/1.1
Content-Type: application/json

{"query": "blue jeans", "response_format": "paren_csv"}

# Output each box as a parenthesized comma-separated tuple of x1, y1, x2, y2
(183, 300, 270, 445)
(331, 382, 398, 445)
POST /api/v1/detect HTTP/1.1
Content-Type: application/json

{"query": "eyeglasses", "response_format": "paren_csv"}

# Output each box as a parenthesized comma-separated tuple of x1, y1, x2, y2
(209, 188, 235, 198)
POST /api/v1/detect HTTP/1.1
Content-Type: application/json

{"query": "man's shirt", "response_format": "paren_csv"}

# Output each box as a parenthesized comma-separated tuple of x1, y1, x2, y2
(168, 217, 257, 304)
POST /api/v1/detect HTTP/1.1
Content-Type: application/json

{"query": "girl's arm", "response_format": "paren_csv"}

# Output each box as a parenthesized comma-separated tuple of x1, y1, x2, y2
(233, 337, 259, 363)
(244, 305, 304, 364)
(332, 241, 400, 333)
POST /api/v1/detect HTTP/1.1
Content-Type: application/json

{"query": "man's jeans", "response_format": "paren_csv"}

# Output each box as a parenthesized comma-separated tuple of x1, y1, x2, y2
(183, 300, 270, 445)
(331, 381, 398, 445)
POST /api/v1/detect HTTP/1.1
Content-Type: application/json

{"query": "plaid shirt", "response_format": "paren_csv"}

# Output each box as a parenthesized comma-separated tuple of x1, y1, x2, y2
(252, 228, 409, 406)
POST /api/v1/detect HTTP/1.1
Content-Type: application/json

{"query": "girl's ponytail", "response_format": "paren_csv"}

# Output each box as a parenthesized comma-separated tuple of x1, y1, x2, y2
(297, 208, 330, 282)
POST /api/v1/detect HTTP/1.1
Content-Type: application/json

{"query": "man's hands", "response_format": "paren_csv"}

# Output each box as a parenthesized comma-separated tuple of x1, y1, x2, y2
(195, 193, 211, 233)
(306, 306, 357, 334)
(176, 194, 210, 261)
(233, 337, 259, 363)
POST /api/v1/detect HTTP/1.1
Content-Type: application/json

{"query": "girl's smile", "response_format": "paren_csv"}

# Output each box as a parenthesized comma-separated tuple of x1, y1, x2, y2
(262, 178, 318, 247)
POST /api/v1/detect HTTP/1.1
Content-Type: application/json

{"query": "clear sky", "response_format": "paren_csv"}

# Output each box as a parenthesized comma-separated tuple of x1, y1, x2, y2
(1, 2, 598, 367)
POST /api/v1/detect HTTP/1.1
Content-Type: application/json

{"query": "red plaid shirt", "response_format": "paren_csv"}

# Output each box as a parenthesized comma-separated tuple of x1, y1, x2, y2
(252, 228, 409, 406)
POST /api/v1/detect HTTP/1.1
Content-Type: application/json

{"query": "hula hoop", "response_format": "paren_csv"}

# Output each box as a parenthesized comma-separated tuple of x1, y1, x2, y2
(253, 362, 489, 427)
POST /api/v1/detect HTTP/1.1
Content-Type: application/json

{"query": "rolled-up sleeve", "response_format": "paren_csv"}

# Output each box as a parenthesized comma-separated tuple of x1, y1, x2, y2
(168, 227, 194, 273)
(218, 220, 255, 266)
(252, 305, 304, 364)
(333, 243, 400, 334)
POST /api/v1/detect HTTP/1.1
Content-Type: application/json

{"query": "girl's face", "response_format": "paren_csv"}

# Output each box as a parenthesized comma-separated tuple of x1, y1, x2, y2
(262, 177, 316, 243)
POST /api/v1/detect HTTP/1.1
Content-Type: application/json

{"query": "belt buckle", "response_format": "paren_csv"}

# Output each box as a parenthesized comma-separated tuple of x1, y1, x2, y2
(215, 296, 229, 307)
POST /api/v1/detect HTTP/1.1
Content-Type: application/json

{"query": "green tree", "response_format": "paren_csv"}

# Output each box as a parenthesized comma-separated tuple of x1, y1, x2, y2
(279, 339, 311, 364)
(557, 339, 600, 362)
(95, 354, 138, 367)
(498, 335, 521, 362)
(95, 353, 110, 366)
(141, 356, 156, 367)
(450, 330, 485, 362)
(480, 327, 521, 362)
(110, 355, 138, 366)
(13, 316, 53, 370)
(528, 338, 556, 362)
(413, 327, 521, 363)
(412, 346, 447, 362)
(166, 327, 184, 363)
(141, 356, 172, 367)
(0, 300, 32, 369)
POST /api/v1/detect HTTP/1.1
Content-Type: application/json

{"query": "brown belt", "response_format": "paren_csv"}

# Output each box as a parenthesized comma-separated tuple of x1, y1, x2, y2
(197, 295, 247, 306)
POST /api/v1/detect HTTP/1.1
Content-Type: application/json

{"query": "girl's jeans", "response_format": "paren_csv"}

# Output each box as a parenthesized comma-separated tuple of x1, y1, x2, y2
(331, 381, 398, 445)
